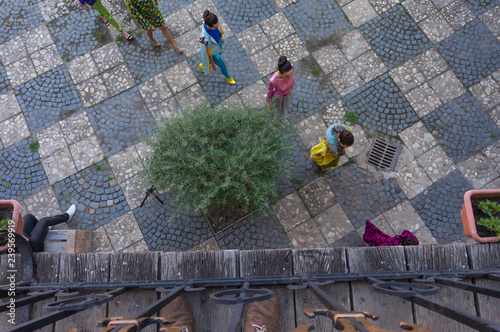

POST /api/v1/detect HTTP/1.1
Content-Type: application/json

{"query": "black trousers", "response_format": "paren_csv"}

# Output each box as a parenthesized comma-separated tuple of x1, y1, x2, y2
(23, 213, 69, 252)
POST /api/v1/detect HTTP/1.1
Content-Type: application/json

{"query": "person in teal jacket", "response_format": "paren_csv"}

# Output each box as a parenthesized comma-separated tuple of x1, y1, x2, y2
(198, 10, 235, 84)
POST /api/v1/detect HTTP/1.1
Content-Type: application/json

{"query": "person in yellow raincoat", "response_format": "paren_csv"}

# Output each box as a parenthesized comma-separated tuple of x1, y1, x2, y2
(311, 123, 354, 172)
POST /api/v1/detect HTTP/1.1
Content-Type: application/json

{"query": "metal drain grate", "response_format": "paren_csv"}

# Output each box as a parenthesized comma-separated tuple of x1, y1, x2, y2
(366, 139, 402, 171)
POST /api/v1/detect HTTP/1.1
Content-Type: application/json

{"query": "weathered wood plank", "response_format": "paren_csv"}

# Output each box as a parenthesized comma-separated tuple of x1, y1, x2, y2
(406, 244, 475, 332)
(31, 253, 60, 332)
(107, 252, 159, 332)
(467, 243, 500, 322)
(45, 230, 68, 241)
(293, 248, 349, 332)
(55, 253, 110, 332)
(43, 242, 66, 253)
(348, 246, 413, 330)
(161, 250, 239, 332)
(239, 249, 295, 332)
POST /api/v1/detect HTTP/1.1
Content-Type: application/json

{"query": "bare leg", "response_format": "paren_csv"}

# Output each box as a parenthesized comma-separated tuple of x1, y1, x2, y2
(146, 28, 161, 47)
(159, 25, 183, 53)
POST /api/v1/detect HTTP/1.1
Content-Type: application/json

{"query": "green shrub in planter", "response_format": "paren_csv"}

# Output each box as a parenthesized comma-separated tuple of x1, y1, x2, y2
(141, 102, 296, 217)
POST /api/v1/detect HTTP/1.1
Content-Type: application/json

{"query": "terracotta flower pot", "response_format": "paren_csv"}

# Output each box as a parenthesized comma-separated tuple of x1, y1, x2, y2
(0, 200, 25, 252)
(461, 189, 500, 243)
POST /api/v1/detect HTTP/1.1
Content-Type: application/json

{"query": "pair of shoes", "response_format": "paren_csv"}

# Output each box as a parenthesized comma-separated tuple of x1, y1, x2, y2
(244, 296, 279, 332)
(225, 77, 236, 84)
(65, 205, 76, 222)
(160, 295, 194, 332)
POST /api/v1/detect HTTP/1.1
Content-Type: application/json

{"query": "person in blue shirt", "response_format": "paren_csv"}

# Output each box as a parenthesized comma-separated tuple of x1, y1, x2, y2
(198, 10, 235, 84)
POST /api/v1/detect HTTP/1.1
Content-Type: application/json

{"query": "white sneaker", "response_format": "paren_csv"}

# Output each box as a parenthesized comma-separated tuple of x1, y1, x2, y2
(65, 205, 76, 222)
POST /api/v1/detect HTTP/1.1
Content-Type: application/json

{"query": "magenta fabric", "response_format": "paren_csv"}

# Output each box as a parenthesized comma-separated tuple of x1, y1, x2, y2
(266, 64, 295, 102)
(362, 220, 419, 246)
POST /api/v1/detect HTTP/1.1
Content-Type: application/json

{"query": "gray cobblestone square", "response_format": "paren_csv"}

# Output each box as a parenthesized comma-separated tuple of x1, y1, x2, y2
(352, 50, 388, 83)
(470, 75, 500, 110)
(296, 112, 328, 150)
(397, 160, 433, 199)
(20, 187, 61, 219)
(0, 91, 22, 122)
(441, 0, 476, 29)
(298, 177, 336, 217)
(108, 145, 143, 184)
(91, 42, 125, 72)
(330, 63, 364, 96)
(312, 44, 347, 75)
(413, 48, 448, 81)
(175, 84, 208, 109)
(6, 57, 37, 88)
(314, 204, 354, 244)
(174, 27, 203, 59)
(343, 0, 379, 27)
(288, 219, 328, 248)
(101, 64, 135, 97)
(274, 34, 309, 63)
(400, 121, 437, 157)
(429, 70, 466, 104)
(404, 83, 443, 117)
(250, 46, 279, 77)
(383, 200, 426, 233)
(369, 0, 400, 14)
(260, 12, 296, 44)
(164, 60, 198, 94)
(31, 44, 64, 75)
(165, 8, 197, 38)
(274, 192, 311, 231)
(0, 113, 30, 148)
(104, 211, 144, 252)
(237, 79, 268, 108)
(41, 147, 78, 184)
(59, 111, 94, 146)
(390, 59, 425, 92)
(214, 0, 278, 34)
(418, 12, 454, 43)
(458, 152, 499, 189)
(479, 5, 500, 36)
(0, 0, 44, 45)
(138, 73, 173, 109)
(69, 135, 104, 171)
(416, 145, 456, 182)
(149, 97, 182, 122)
(237, 25, 271, 57)
(76, 76, 109, 107)
(36, 124, 66, 158)
(0, 36, 28, 66)
(68, 54, 99, 84)
(339, 29, 371, 61)
(120, 174, 144, 210)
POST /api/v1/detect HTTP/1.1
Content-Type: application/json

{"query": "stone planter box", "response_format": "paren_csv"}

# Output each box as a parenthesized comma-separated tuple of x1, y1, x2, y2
(0, 199, 25, 252)
(461, 189, 500, 243)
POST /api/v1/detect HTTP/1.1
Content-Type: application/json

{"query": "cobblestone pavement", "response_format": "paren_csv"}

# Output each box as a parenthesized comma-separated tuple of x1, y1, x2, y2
(2, 0, 499, 252)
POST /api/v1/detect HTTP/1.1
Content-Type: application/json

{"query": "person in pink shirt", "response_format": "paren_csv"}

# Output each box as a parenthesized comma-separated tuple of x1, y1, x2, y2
(267, 56, 294, 116)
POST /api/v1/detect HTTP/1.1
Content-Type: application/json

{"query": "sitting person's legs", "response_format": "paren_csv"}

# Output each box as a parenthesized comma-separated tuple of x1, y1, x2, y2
(22, 214, 38, 236)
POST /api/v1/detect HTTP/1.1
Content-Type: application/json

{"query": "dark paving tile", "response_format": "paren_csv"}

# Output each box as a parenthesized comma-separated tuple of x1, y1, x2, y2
(410, 170, 472, 244)
(0, 63, 10, 95)
(53, 159, 129, 231)
(359, 4, 431, 69)
(325, 163, 406, 229)
(15, 65, 82, 133)
(116, 32, 185, 84)
(330, 230, 365, 247)
(276, 131, 318, 197)
(48, 10, 113, 61)
(214, 0, 278, 34)
(0, 139, 49, 201)
(265, 60, 339, 124)
(437, 19, 500, 88)
(87, 87, 156, 157)
(422, 92, 500, 163)
(157, 0, 194, 16)
(0, 0, 44, 45)
(133, 193, 214, 251)
(187, 36, 259, 104)
(285, 0, 353, 48)
(343, 73, 419, 135)
(215, 212, 292, 249)
(463, 0, 499, 15)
